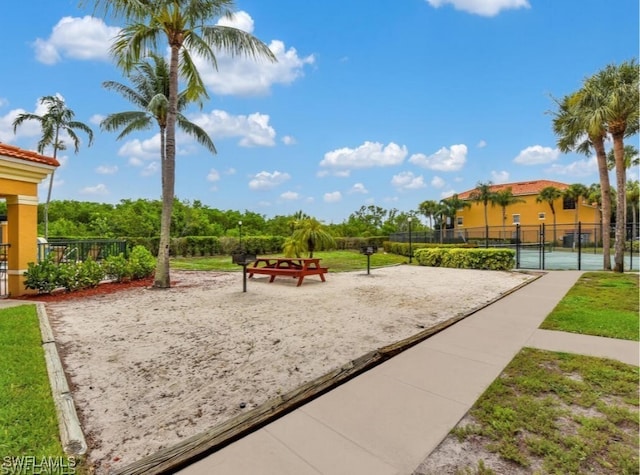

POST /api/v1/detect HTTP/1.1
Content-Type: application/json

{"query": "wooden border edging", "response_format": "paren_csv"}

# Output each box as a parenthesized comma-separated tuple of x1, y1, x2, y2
(36, 303, 88, 455)
(113, 271, 544, 475)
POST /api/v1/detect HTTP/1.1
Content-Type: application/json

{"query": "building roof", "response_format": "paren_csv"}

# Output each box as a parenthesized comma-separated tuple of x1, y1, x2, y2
(0, 143, 60, 167)
(457, 180, 569, 200)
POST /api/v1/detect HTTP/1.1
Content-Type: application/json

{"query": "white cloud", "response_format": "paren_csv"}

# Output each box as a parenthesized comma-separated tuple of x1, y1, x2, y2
(491, 170, 510, 183)
(545, 156, 598, 178)
(118, 135, 161, 164)
(193, 109, 275, 147)
(324, 191, 342, 203)
(206, 169, 221, 182)
(441, 189, 457, 199)
(280, 191, 299, 200)
(216, 11, 255, 32)
(33, 16, 119, 65)
(249, 170, 291, 190)
(96, 165, 118, 175)
(425, 0, 530, 17)
(349, 183, 368, 194)
(194, 12, 315, 96)
(431, 176, 445, 188)
(282, 135, 296, 145)
(409, 144, 467, 171)
(477, 140, 487, 148)
(391, 171, 426, 191)
(79, 183, 108, 195)
(140, 162, 159, 177)
(90, 114, 104, 125)
(513, 145, 560, 165)
(320, 141, 407, 172)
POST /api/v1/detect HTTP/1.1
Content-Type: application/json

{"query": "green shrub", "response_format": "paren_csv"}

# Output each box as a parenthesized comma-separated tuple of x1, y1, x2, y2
(103, 254, 133, 282)
(415, 248, 515, 270)
(80, 257, 106, 287)
(23, 257, 60, 294)
(129, 245, 156, 280)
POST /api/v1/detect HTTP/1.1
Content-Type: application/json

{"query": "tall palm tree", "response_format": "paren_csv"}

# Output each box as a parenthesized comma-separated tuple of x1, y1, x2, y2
(289, 218, 336, 258)
(552, 91, 612, 269)
(491, 188, 525, 240)
(585, 59, 639, 272)
(536, 186, 563, 246)
(469, 181, 495, 247)
(101, 54, 217, 187)
(418, 199, 439, 240)
(440, 193, 471, 244)
(606, 145, 639, 171)
(12, 95, 93, 238)
(89, 0, 276, 288)
(564, 183, 589, 250)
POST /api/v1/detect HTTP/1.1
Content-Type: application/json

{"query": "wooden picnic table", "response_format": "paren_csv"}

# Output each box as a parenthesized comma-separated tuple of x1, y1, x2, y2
(247, 257, 328, 286)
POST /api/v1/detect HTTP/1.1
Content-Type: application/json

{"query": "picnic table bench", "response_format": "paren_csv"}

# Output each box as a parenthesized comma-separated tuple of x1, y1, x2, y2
(248, 257, 328, 286)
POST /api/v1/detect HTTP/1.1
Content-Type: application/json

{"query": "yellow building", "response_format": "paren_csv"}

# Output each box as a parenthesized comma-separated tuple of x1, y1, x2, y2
(453, 180, 599, 244)
(0, 143, 58, 297)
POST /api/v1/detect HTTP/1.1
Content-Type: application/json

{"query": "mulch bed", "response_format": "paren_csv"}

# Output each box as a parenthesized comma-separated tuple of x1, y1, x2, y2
(13, 277, 155, 303)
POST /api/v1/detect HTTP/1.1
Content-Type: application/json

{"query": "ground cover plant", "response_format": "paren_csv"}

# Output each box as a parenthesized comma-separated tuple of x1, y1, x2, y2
(449, 348, 639, 475)
(0, 305, 64, 455)
(540, 272, 639, 340)
(170, 249, 408, 272)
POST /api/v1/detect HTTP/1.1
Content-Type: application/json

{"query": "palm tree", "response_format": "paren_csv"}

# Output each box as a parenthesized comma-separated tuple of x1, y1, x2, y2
(626, 180, 639, 241)
(552, 91, 612, 269)
(289, 218, 336, 258)
(418, 199, 439, 241)
(89, 0, 276, 288)
(607, 145, 639, 171)
(101, 54, 217, 188)
(585, 59, 639, 272)
(491, 188, 525, 240)
(536, 186, 563, 246)
(12, 95, 93, 238)
(563, 183, 589, 250)
(469, 181, 495, 247)
(442, 194, 470, 241)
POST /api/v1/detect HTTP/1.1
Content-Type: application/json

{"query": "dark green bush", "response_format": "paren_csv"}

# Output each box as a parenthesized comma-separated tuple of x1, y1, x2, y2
(23, 257, 59, 294)
(128, 245, 156, 280)
(103, 254, 133, 282)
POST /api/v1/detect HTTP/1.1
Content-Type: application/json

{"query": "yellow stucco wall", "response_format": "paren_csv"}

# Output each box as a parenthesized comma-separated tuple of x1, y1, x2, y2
(456, 194, 597, 228)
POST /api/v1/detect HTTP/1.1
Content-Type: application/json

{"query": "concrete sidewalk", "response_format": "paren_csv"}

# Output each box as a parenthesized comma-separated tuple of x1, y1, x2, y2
(176, 271, 639, 475)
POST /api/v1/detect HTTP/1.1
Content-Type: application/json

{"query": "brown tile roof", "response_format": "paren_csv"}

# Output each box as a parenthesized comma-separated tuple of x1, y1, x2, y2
(457, 180, 570, 200)
(0, 143, 60, 167)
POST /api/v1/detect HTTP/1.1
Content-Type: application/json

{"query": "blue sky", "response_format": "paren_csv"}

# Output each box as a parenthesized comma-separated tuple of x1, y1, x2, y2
(1, 0, 638, 223)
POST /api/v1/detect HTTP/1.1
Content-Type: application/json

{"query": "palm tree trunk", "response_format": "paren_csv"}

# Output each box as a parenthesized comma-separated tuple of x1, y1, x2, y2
(612, 132, 627, 272)
(592, 137, 611, 270)
(484, 204, 489, 247)
(154, 44, 180, 288)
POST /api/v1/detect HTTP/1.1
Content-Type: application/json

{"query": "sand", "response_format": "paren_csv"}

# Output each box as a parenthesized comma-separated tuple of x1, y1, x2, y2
(43, 265, 534, 474)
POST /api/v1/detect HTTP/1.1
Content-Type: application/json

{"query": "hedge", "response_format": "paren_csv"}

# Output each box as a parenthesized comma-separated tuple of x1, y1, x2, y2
(414, 247, 515, 271)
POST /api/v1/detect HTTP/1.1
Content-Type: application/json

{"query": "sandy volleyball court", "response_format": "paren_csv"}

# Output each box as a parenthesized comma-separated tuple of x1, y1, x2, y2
(43, 265, 534, 473)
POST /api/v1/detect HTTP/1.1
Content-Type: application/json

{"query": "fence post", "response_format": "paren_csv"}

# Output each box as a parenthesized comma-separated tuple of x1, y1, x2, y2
(541, 223, 545, 270)
(515, 224, 521, 269)
(577, 221, 582, 271)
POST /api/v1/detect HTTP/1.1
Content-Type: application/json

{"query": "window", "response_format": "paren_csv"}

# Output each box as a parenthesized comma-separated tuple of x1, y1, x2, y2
(512, 214, 521, 225)
(538, 212, 546, 220)
(563, 196, 576, 210)
(456, 216, 463, 226)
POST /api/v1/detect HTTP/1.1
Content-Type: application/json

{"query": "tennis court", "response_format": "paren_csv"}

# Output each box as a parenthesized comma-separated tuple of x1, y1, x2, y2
(514, 245, 639, 271)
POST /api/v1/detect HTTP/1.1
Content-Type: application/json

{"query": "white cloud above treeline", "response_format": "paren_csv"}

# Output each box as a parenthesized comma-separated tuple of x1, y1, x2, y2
(409, 144, 467, 172)
(319, 141, 407, 174)
(513, 145, 560, 165)
(425, 0, 530, 17)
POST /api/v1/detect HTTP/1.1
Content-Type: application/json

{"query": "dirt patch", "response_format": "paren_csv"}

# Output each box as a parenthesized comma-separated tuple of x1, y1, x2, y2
(33, 266, 534, 474)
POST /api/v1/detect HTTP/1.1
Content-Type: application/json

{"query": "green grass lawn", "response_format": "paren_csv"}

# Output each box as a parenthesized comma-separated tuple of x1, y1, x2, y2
(540, 272, 639, 341)
(453, 347, 639, 474)
(170, 250, 408, 272)
(0, 304, 64, 456)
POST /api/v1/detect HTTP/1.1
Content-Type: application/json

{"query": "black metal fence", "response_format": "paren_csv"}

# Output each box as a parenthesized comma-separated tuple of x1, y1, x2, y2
(37, 238, 128, 263)
(391, 223, 639, 271)
(0, 243, 7, 297)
